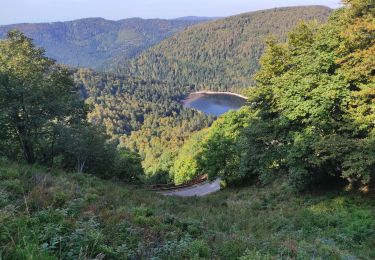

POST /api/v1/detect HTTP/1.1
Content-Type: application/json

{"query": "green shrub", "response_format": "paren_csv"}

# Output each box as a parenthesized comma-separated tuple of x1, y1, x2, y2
(172, 129, 209, 184)
(153, 236, 211, 259)
(112, 148, 144, 183)
(63, 217, 105, 259)
(0, 188, 9, 207)
(239, 249, 272, 260)
(133, 205, 153, 217)
(218, 239, 247, 259)
(177, 219, 204, 237)
(2, 179, 23, 194)
(190, 239, 211, 258)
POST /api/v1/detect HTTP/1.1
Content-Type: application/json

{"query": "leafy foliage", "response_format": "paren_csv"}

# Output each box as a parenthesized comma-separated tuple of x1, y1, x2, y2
(181, 1, 374, 189)
(0, 31, 143, 182)
(0, 30, 80, 165)
(241, 0, 374, 189)
(172, 128, 209, 184)
(75, 69, 214, 179)
(197, 107, 255, 183)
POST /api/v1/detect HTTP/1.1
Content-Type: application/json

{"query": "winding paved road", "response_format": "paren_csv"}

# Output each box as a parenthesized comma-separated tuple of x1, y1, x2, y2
(161, 178, 221, 197)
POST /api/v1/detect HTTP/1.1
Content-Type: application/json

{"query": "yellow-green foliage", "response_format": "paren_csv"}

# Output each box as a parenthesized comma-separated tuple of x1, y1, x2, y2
(181, 1, 374, 189)
(172, 128, 209, 184)
(197, 107, 255, 182)
(172, 106, 255, 184)
(240, 0, 375, 188)
(75, 69, 214, 179)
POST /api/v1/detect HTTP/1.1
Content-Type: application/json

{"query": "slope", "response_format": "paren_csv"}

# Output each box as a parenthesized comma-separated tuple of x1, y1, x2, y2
(1, 159, 374, 259)
(121, 6, 332, 90)
(0, 17, 212, 69)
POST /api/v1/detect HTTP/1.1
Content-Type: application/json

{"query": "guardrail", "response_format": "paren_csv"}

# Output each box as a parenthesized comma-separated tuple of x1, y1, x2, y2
(147, 174, 208, 191)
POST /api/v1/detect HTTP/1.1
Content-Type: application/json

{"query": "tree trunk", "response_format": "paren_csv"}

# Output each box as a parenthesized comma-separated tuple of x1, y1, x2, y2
(11, 102, 36, 164)
(22, 136, 36, 164)
(76, 157, 86, 173)
(19, 133, 36, 164)
(47, 129, 57, 167)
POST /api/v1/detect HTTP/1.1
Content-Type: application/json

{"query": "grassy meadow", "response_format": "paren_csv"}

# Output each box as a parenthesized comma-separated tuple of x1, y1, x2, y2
(0, 158, 374, 259)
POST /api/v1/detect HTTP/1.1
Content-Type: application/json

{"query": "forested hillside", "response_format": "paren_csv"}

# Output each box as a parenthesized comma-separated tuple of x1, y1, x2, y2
(0, 1, 374, 258)
(0, 31, 143, 182)
(0, 17, 211, 69)
(120, 6, 332, 90)
(71, 6, 333, 178)
(74, 69, 214, 179)
(173, 0, 374, 190)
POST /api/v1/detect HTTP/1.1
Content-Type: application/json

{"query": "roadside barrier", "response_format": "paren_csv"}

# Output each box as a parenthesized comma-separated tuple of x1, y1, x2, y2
(147, 174, 208, 191)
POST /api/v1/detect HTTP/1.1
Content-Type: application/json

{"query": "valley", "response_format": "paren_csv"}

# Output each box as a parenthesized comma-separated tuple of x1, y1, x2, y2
(0, 17, 212, 69)
(0, 0, 374, 259)
(72, 6, 334, 178)
(122, 6, 332, 91)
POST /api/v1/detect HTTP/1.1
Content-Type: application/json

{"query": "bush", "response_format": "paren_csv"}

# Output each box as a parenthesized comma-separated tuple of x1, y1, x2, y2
(189, 239, 211, 258)
(239, 249, 272, 260)
(192, 1, 375, 190)
(112, 148, 143, 183)
(172, 129, 209, 184)
(218, 239, 247, 259)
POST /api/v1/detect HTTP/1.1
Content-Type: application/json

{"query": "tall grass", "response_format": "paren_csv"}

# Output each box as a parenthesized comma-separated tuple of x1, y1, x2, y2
(0, 158, 374, 259)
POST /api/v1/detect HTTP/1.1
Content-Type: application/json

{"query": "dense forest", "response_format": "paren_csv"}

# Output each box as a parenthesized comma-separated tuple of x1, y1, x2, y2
(74, 69, 214, 179)
(0, 0, 374, 258)
(120, 6, 332, 91)
(0, 2, 372, 189)
(0, 17, 211, 69)
(172, 0, 374, 190)
(0, 31, 143, 182)
(0, 7, 334, 180)
(73, 6, 334, 178)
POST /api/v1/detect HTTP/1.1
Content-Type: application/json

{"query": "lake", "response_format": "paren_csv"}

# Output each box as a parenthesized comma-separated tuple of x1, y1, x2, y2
(182, 92, 246, 116)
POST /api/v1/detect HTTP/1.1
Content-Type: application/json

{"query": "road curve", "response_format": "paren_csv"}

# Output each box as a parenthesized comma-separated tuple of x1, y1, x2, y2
(161, 178, 221, 197)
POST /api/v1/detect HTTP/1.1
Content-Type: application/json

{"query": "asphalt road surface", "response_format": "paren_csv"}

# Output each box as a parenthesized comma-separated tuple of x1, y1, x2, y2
(161, 178, 221, 197)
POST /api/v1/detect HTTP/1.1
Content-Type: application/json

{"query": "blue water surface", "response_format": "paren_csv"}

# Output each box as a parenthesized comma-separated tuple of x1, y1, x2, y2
(183, 93, 246, 116)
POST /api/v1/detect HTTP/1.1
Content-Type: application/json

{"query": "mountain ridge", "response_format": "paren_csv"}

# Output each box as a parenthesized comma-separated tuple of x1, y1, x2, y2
(120, 5, 333, 90)
(0, 17, 213, 69)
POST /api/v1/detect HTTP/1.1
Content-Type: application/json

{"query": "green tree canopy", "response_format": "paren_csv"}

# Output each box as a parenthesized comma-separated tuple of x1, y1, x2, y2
(0, 30, 79, 164)
(177, 0, 374, 189)
(241, 0, 374, 189)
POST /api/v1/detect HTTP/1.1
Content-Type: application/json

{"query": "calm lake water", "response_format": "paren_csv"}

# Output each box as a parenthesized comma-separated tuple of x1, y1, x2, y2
(182, 93, 246, 116)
